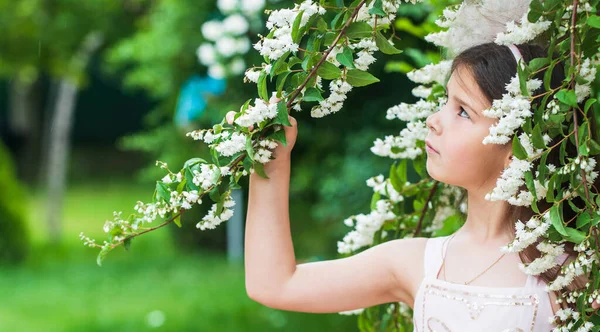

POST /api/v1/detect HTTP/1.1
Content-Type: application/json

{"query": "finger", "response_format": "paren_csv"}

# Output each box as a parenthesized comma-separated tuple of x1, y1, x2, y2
(226, 111, 235, 125)
(269, 95, 282, 104)
(249, 124, 254, 131)
(593, 300, 600, 310)
(287, 115, 297, 127)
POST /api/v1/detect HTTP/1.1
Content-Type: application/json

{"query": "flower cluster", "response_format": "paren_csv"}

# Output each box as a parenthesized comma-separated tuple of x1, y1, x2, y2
(501, 214, 551, 253)
(253, 0, 326, 61)
(482, 75, 542, 145)
(371, 121, 429, 159)
(494, 9, 552, 45)
(337, 200, 396, 254)
(197, 0, 266, 79)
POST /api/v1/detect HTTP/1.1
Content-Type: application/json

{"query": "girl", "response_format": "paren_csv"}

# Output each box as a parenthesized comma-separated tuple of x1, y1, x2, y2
(228, 42, 600, 331)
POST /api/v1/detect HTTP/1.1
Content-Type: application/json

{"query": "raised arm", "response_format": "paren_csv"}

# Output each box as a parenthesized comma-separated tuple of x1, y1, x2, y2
(236, 105, 426, 313)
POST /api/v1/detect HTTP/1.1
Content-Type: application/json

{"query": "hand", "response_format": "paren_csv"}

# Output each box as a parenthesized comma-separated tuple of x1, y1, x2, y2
(225, 95, 298, 161)
(593, 299, 600, 311)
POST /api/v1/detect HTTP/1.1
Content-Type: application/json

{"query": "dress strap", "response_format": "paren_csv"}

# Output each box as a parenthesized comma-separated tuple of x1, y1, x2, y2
(423, 235, 451, 278)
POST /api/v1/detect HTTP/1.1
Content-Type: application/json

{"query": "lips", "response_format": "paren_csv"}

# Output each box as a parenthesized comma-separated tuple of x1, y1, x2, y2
(425, 140, 439, 154)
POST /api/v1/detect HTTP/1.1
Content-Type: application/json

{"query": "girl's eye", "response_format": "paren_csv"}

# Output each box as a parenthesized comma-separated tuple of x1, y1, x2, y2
(458, 107, 470, 119)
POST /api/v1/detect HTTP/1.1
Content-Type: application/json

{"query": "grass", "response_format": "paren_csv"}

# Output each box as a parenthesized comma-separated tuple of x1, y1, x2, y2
(2, 179, 358, 332)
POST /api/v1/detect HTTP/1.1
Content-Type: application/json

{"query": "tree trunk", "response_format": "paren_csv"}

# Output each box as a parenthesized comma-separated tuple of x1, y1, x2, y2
(45, 32, 104, 244)
(8, 78, 42, 183)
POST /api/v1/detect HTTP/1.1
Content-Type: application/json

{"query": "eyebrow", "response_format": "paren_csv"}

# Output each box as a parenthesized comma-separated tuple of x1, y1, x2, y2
(446, 84, 479, 118)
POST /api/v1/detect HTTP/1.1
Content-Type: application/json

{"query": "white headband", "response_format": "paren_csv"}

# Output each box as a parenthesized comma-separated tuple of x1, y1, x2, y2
(507, 44, 524, 69)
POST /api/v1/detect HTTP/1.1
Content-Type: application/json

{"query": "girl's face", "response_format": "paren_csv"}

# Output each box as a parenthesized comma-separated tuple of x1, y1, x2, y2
(425, 66, 512, 192)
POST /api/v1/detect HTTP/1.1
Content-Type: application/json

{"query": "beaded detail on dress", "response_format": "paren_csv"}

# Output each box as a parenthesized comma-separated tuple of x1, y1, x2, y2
(411, 235, 560, 332)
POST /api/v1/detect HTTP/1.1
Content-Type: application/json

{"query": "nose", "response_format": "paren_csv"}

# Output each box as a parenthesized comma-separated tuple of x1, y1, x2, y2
(426, 110, 440, 134)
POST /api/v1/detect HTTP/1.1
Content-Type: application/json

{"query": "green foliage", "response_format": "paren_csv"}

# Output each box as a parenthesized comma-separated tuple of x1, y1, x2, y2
(0, 141, 29, 264)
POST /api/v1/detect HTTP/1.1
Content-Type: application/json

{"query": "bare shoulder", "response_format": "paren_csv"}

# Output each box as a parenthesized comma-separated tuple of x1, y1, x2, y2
(383, 237, 429, 308)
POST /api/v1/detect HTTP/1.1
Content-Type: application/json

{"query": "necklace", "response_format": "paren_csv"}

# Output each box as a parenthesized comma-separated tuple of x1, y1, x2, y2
(441, 232, 507, 285)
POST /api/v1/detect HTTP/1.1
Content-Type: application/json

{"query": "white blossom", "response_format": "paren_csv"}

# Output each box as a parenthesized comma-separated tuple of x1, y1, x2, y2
(216, 37, 238, 58)
(223, 14, 249, 36)
(241, 0, 265, 15)
(501, 214, 551, 253)
(215, 132, 247, 157)
(202, 20, 223, 41)
(197, 194, 236, 230)
(485, 157, 531, 203)
(407, 60, 452, 85)
(366, 174, 404, 203)
(311, 79, 353, 118)
(495, 10, 552, 45)
(235, 95, 279, 127)
(192, 164, 220, 190)
(482, 75, 541, 145)
(386, 99, 439, 122)
(337, 200, 397, 254)
(411, 85, 432, 99)
(254, 0, 326, 60)
(197, 44, 217, 66)
(575, 57, 598, 103)
(217, 0, 238, 14)
(371, 121, 429, 159)
(519, 241, 564, 275)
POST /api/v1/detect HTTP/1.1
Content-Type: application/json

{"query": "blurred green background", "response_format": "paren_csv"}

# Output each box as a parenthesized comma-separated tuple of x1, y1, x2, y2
(0, 0, 445, 330)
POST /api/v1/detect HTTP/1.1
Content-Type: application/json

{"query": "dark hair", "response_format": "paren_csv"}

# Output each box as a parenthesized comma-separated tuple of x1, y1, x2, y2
(449, 42, 598, 311)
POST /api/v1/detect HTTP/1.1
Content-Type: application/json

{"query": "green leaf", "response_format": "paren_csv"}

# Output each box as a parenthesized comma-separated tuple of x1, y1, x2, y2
(173, 214, 182, 228)
(209, 184, 222, 202)
(346, 69, 380, 87)
(253, 162, 269, 179)
(345, 22, 373, 39)
(584, 98, 596, 115)
(316, 61, 342, 79)
(524, 170, 539, 213)
(96, 247, 111, 267)
(576, 212, 591, 228)
(590, 139, 600, 155)
(268, 128, 287, 147)
(275, 100, 291, 126)
(556, 89, 578, 107)
(589, 15, 600, 28)
(183, 158, 207, 168)
(398, 159, 407, 184)
(389, 164, 403, 193)
(156, 181, 171, 201)
(528, 57, 549, 72)
(375, 31, 402, 55)
(304, 87, 324, 102)
(185, 167, 199, 191)
(271, 52, 290, 77)
(531, 124, 546, 149)
(538, 151, 549, 180)
(276, 71, 291, 97)
(291, 10, 305, 43)
(257, 71, 268, 101)
(370, 192, 381, 210)
(330, 10, 345, 30)
(368, 0, 386, 16)
(564, 227, 586, 244)
(517, 62, 529, 96)
(550, 204, 568, 237)
(512, 134, 528, 160)
(336, 46, 355, 68)
(216, 194, 225, 215)
(246, 135, 255, 162)
(316, 17, 328, 32)
(123, 238, 132, 251)
(528, 0, 544, 22)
